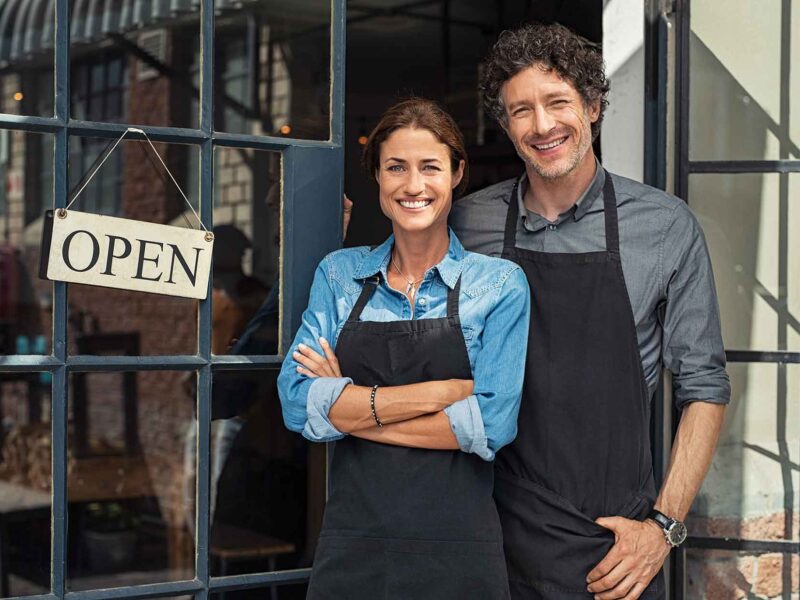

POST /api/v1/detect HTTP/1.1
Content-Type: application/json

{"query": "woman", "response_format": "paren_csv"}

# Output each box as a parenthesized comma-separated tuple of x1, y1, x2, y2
(277, 98, 530, 599)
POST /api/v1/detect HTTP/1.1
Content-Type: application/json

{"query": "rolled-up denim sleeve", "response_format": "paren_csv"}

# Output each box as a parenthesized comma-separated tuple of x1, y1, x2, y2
(661, 203, 730, 409)
(278, 258, 349, 442)
(304, 377, 352, 441)
(444, 266, 530, 461)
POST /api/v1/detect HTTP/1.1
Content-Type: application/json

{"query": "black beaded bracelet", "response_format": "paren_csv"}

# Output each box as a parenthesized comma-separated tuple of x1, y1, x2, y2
(370, 384, 383, 428)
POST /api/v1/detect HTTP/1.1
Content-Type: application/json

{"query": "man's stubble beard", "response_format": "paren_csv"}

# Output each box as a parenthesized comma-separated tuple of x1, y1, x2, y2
(513, 114, 594, 181)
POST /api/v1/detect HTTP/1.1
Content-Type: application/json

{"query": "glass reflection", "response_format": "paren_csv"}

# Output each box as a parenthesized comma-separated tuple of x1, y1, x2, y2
(69, 0, 199, 129)
(688, 363, 799, 551)
(686, 549, 798, 599)
(206, 371, 324, 581)
(0, 131, 54, 356)
(0, 1, 55, 117)
(689, 174, 799, 352)
(211, 582, 308, 600)
(213, 0, 331, 140)
(689, 2, 798, 161)
(67, 370, 196, 591)
(212, 147, 280, 356)
(66, 136, 199, 356)
(0, 372, 51, 597)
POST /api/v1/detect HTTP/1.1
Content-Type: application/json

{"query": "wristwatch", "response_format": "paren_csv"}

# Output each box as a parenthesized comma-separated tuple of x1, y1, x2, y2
(647, 509, 688, 547)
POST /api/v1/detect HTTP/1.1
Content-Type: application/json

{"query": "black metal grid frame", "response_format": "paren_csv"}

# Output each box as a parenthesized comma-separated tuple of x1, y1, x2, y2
(652, 0, 800, 597)
(0, 1, 346, 598)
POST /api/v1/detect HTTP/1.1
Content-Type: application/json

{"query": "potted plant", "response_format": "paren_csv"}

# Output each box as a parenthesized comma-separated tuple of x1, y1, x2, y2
(82, 502, 138, 572)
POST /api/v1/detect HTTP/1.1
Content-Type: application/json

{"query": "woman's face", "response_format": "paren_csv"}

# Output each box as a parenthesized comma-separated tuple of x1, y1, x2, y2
(376, 127, 464, 235)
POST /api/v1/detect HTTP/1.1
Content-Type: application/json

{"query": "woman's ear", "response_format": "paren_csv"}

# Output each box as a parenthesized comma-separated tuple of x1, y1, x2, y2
(451, 160, 465, 190)
(374, 168, 380, 184)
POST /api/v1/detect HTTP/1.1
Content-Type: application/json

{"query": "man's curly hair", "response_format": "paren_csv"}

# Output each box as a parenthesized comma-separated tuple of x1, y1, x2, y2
(480, 22, 610, 140)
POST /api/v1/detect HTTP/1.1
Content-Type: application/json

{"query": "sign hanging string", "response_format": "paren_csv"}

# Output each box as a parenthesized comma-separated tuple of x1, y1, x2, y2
(64, 127, 208, 233)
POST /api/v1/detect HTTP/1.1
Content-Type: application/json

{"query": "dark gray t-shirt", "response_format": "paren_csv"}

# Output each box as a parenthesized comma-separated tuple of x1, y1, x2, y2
(449, 164, 730, 408)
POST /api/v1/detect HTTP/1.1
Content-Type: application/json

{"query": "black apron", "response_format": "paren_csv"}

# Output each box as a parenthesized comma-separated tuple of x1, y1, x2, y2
(495, 172, 665, 599)
(307, 275, 510, 600)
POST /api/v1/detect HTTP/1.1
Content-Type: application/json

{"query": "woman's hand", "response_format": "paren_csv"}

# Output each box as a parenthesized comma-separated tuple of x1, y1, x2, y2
(293, 337, 342, 378)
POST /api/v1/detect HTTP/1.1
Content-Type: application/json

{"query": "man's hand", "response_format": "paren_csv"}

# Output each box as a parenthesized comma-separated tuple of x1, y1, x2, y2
(293, 337, 342, 378)
(586, 517, 669, 600)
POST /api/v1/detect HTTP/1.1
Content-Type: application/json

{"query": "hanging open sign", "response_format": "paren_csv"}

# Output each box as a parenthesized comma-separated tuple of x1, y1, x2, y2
(39, 128, 213, 300)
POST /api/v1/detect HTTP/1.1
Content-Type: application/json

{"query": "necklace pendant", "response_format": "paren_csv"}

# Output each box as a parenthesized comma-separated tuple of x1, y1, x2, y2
(406, 282, 414, 296)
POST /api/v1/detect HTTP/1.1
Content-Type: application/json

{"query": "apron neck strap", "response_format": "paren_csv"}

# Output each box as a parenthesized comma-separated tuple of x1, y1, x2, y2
(502, 179, 521, 251)
(502, 169, 620, 255)
(446, 275, 462, 318)
(349, 276, 379, 322)
(600, 171, 620, 256)
(348, 273, 461, 322)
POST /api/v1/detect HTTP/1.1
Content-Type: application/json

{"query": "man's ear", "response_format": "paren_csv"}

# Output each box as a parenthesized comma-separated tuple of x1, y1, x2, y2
(588, 100, 601, 123)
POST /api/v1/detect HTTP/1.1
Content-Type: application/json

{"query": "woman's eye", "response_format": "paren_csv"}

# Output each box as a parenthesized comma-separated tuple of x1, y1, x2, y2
(423, 165, 441, 172)
(387, 165, 404, 172)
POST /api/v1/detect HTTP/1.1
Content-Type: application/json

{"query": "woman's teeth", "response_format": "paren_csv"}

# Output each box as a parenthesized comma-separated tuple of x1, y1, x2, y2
(533, 137, 567, 150)
(399, 199, 432, 209)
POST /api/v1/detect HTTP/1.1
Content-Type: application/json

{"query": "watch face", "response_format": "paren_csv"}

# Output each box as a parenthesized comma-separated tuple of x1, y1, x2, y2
(667, 521, 688, 546)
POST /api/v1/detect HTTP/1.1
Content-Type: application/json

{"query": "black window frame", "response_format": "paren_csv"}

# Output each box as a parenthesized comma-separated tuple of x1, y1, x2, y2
(0, 0, 346, 598)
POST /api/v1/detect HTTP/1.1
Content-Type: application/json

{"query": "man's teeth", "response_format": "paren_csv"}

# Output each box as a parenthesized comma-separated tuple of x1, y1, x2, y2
(533, 137, 567, 150)
(399, 199, 432, 209)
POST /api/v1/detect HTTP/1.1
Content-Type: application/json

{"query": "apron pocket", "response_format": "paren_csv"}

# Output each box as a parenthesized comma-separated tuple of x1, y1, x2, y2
(385, 538, 509, 600)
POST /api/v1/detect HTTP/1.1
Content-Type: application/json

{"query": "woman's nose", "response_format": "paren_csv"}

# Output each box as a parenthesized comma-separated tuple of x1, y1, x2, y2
(404, 169, 424, 195)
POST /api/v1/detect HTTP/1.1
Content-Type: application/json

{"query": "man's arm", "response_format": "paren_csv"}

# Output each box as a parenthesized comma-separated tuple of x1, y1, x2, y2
(586, 401, 725, 600)
(588, 202, 730, 599)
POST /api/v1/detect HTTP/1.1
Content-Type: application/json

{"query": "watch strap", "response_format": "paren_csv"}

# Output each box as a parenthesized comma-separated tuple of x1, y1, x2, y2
(647, 509, 672, 530)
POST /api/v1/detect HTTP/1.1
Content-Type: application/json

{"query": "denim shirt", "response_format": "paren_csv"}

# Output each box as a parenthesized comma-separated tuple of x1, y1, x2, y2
(277, 230, 530, 461)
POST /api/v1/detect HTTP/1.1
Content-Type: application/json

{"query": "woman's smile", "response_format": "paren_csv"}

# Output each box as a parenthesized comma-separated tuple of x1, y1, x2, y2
(397, 197, 433, 209)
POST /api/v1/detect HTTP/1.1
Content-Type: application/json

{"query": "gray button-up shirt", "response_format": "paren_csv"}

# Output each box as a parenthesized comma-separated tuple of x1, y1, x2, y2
(449, 162, 730, 408)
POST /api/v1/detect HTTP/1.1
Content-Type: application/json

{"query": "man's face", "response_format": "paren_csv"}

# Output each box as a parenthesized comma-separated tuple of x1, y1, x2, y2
(501, 64, 599, 180)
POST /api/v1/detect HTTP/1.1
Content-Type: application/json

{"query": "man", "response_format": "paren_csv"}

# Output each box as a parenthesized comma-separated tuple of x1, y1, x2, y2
(448, 22, 729, 599)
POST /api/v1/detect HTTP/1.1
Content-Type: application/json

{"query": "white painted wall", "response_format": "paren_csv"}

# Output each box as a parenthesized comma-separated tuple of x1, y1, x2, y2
(601, 0, 645, 181)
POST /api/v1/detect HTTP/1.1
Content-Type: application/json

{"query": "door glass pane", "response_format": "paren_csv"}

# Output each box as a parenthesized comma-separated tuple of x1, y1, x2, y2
(208, 371, 324, 578)
(67, 370, 196, 591)
(0, 372, 51, 597)
(213, 0, 331, 140)
(211, 582, 308, 600)
(66, 136, 200, 356)
(0, 1, 55, 117)
(688, 173, 800, 352)
(69, 0, 200, 129)
(686, 548, 798, 599)
(212, 147, 280, 356)
(0, 131, 54, 355)
(689, 0, 800, 161)
(687, 363, 799, 541)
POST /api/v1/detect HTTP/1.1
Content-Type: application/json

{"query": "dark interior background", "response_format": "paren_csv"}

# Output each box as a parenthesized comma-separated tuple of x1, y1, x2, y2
(343, 0, 602, 247)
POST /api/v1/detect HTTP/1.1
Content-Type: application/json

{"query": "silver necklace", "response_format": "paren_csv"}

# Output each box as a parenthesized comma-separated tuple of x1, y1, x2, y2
(391, 257, 424, 301)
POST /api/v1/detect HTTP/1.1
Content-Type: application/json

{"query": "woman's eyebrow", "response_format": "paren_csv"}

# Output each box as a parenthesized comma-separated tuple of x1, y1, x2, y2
(384, 157, 406, 163)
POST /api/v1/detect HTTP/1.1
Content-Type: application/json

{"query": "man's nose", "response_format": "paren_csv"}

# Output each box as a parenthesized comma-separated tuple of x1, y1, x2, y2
(530, 106, 556, 137)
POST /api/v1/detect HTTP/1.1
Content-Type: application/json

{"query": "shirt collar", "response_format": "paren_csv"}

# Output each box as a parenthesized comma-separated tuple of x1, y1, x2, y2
(516, 158, 606, 231)
(352, 227, 466, 289)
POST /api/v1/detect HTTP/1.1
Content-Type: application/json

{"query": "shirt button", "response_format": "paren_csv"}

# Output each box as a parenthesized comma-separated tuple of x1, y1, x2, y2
(548, 224, 557, 231)
(419, 297, 427, 306)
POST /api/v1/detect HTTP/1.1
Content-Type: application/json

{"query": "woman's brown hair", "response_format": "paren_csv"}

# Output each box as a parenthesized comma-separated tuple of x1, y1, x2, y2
(362, 97, 469, 197)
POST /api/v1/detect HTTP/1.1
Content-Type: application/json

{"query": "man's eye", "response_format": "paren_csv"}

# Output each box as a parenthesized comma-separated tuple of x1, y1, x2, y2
(552, 99, 569, 106)
(512, 107, 530, 117)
